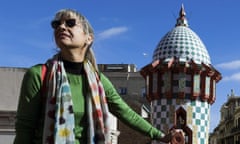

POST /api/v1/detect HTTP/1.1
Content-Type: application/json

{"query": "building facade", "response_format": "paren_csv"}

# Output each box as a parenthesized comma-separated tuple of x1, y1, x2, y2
(0, 67, 26, 144)
(209, 90, 240, 144)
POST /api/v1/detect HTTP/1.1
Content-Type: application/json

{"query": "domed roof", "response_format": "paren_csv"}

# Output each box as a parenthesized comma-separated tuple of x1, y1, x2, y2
(152, 5, 211, 65)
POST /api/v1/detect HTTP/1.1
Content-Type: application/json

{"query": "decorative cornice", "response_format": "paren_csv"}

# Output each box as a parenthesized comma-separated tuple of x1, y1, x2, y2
(140, 58, 222, 103)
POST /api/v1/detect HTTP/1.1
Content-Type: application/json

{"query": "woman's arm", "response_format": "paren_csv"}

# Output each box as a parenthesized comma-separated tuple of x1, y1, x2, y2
(100, 74, 165, 140)
(14, 65, 42, 144)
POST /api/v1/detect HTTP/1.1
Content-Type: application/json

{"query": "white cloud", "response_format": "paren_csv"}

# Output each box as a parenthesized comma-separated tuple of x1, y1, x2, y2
(97, 26, 128, 40)
(222, 72, 240, 81)
(216, 60, 240, 70)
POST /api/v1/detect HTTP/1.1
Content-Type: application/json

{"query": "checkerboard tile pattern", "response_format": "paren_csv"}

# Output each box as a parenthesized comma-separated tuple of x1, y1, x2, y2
(152, 26, 211, 65)
(151, 98, 210, 144)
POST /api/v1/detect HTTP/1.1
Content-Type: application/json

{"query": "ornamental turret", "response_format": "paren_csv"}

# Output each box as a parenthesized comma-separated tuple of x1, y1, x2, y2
(140, 5, 221, 144)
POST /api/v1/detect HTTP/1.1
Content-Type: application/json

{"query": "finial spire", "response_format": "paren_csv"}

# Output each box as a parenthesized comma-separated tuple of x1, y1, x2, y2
(230, 89, 235, 97)
(175, 4, 189, 27)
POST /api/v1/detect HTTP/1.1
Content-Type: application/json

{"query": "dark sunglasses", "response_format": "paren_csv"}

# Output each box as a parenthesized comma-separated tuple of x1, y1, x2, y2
(51, 19, 77, 29)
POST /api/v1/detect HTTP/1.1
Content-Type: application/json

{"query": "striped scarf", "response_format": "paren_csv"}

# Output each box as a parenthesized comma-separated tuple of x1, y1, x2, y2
(42, 55, 111, 144)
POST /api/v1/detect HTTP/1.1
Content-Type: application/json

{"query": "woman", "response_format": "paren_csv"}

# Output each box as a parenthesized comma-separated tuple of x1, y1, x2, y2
(14, 9, 178, 144)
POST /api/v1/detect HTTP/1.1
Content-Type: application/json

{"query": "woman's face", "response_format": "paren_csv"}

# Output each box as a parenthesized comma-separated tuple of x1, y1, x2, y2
(52, 15, 93, 51)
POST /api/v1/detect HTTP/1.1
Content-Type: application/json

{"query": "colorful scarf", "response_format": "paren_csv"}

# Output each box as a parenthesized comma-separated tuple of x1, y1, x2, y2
(42, 55, 111, 144)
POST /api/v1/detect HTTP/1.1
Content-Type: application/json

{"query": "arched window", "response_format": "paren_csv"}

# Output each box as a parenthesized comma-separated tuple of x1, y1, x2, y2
(172, 107, 192, 144)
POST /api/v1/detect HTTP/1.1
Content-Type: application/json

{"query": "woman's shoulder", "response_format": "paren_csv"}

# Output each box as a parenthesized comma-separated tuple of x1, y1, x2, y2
(20, 64, 45, 91)
(99, 72, 109, 83)
(27, 64, 44, 74)
(99, 72, 115, 90)
(24, 64, 45, 80)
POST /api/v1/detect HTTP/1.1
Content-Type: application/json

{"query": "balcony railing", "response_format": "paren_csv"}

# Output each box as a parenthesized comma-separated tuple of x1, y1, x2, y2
(231, 126, 240, 134)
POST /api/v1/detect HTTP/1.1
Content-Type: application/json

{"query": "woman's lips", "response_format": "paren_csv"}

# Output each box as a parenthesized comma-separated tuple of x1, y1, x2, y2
(57, 33, 71, 39)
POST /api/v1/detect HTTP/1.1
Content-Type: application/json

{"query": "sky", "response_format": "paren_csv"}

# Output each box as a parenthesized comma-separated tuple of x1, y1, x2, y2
(1, 0, 240, 133)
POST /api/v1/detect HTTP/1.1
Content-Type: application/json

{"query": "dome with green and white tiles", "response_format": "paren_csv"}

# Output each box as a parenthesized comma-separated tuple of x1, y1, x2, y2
(152, 6, 211, 65)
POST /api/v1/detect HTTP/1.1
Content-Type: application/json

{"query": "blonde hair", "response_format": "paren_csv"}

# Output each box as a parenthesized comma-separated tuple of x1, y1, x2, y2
(53, 9, 98, 71)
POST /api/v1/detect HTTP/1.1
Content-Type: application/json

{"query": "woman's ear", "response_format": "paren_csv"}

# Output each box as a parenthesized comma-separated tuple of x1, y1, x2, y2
(86, 34, 94, 45)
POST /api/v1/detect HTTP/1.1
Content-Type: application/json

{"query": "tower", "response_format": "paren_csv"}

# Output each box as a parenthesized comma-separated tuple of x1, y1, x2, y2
(140, 5, 222, 144)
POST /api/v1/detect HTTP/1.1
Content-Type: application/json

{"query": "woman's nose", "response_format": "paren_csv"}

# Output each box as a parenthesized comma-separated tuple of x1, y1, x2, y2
(58, 22, 67, 29)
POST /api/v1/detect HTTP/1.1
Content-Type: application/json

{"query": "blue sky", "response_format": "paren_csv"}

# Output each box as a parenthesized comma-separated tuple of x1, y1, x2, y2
(1, 0, 240, 132)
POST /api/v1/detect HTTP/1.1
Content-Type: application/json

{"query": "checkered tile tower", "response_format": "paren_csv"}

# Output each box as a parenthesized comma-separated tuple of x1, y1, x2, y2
(140, 5, 222, 144)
